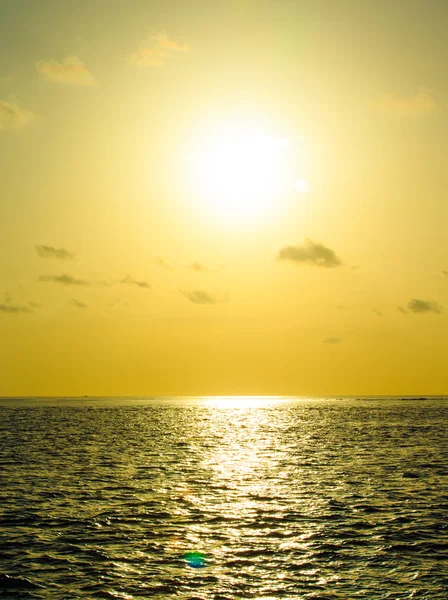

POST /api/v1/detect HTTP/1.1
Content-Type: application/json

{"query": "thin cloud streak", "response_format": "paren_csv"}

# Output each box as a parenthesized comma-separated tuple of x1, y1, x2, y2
(323, 337, 342, 344)
(0, 100, 36, 130)
(181, 290, 227, 305)
(35, 245, 74, 260)
(0, 303, 32, 314)
(374, 88, 438, 117)
(35, 56, 97, 86)
(121, 275, 151, 289)
(69, 299, 87, 308)
(155, 258, 175, 270)
(189, 262, 222, 273)
(129, 33, 189, 66)
(39, 274, 89, 286)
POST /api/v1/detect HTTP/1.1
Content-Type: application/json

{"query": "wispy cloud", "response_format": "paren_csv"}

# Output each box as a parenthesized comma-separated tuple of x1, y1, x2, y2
(0, 302, 32, 314)
(35, 56, 97, 86)
(181, 289, 227, 305)
(277, 239, 342, 268)
(374, 88, 438, 117)
(442, 270, 448, 277)
(373, 309, 383, 317)
(323, 337, 342, 344)
(397, 306, 408, 314)
(129, 33, 189, 67)
(121, 275, 151, 289)
(189, 262, 222, 273)
(35, 244, 74, 260)
(155, 257, 174, 270)
(39, 274, 89, 286)
(407, 298, 444, 314)
(0, 292, 35, 315)
(69, 298, 87, 308)
(0, 100, 36, 130)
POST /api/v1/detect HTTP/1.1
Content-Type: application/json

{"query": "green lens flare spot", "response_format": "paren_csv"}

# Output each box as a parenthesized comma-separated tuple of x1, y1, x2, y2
(183, 551, 206, 568)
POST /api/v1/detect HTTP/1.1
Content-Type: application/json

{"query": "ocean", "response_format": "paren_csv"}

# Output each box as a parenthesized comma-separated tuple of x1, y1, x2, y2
(0, 396, 447, 599)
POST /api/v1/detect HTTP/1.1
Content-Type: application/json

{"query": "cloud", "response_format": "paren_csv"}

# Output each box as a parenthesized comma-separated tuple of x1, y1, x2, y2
(121, 275, 151, 289)
(155, 257, 174, 270)
(190, 262, 209, 273)
(35, 244, 74, 260)
(0, 303, 31, 314)
(323, 337, 342, 344)
(35, 56, 97, 86)
(129, 33, 189, 66)
(374, 88, 438, 117)
(397, 306, 408, 314)
(1, 293, 38, 314)
(407, 298, 444, 314)
(69, 298, 87, 308)
(442, 270, 448, 277)
(189, 262, 222, 273)
(373, 309, 383, 317)
(277, 239, 342, 268)
(0, 100, 36, 130)
(39, 274, 89, 286)
(181, 289, 227, 305)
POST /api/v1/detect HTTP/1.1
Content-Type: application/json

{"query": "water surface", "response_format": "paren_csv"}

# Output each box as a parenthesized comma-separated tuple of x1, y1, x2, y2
(0, 396, 447, 598)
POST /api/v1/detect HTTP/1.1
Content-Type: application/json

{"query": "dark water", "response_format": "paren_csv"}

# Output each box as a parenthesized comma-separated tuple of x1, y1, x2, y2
(0, 396, 447, 599)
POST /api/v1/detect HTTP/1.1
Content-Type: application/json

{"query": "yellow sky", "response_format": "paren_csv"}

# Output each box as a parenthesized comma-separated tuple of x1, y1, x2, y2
(1, 0, 448, 395)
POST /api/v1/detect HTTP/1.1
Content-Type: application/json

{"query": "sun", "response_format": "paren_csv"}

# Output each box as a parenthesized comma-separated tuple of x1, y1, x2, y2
(190, 123, 291, 224)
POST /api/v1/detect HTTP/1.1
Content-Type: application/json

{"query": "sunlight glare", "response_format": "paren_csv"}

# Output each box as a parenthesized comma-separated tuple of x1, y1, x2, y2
(295, 179, 310, 193)
(204, 395, 285, 409)
(191, 124, 291, 223)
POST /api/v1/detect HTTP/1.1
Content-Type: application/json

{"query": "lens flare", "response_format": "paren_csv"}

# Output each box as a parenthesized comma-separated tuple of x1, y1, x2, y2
(183, 551, 207, 568)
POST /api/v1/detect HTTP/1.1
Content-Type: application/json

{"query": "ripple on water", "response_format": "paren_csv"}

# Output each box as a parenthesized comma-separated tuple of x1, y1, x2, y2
(0, 397, 446, 599)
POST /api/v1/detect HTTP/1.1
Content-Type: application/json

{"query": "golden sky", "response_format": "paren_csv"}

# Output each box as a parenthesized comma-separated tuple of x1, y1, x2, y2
(1, 0, 448, 396)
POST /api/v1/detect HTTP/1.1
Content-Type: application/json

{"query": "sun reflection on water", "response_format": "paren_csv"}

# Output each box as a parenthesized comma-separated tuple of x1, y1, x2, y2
(203, 395, 288, 409)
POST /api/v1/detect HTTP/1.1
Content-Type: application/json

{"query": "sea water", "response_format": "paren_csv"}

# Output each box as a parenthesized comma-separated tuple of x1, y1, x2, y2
(0, 396, 447, 599)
